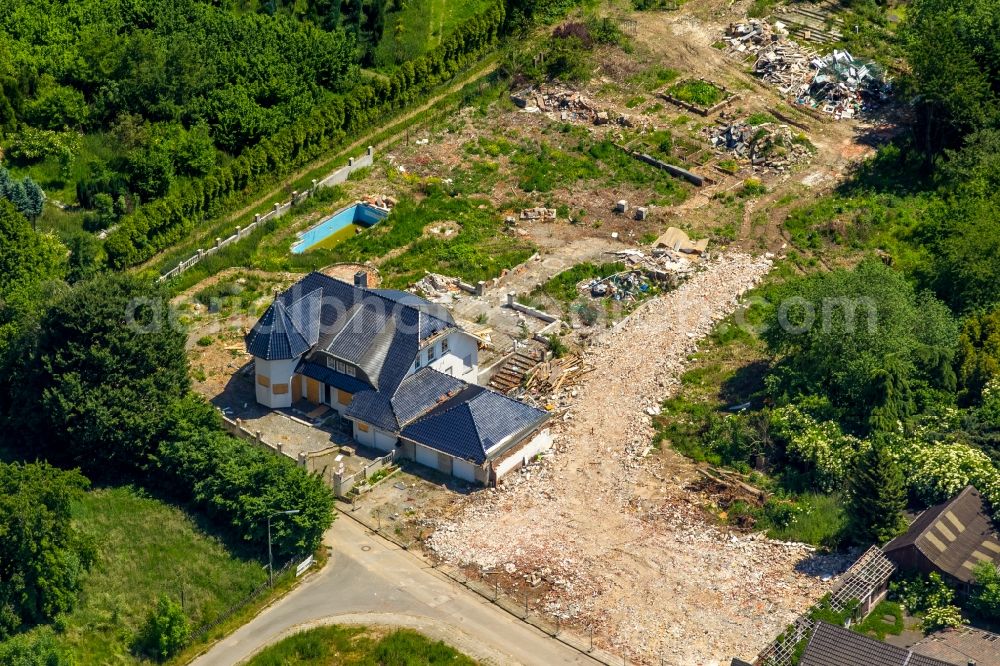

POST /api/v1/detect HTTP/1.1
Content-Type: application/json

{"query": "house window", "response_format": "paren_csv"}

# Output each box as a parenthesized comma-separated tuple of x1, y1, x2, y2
(427, 344, 436, 362)
(272, 383, 289, 395)
(336, 360, 346, 373)
(441, 337, 449, 354)
(346, 365, 356, 377)
(326, 357, 336, 370)
(357, 422, 369, 433)
(414, 356, 422, 371)
(338, 389, 351, 405)
(257, 374, 270, 387)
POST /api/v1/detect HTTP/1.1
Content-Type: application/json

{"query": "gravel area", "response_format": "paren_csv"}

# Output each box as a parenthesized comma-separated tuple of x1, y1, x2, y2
(428, 253, 841, 665)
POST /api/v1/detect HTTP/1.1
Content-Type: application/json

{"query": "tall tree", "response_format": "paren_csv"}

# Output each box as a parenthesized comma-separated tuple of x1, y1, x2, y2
(15, 274, 189, 475)
(762, 259, 957, 430)
(846, 443, 907, 545)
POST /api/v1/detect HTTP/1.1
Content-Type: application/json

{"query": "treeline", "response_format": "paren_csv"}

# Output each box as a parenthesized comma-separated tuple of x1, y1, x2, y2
(103, 0, 506, 269)
(0, 201, 333, 561)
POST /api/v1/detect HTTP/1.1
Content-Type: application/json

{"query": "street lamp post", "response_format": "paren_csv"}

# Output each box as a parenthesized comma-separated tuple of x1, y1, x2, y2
(268, 509, 300, 587)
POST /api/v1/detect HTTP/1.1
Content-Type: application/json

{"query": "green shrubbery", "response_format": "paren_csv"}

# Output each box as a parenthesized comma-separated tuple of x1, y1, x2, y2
(0, 268, 334, 562)
(0, 463, 94, 639)
(104, 1, 506, 269)
(135, 596, 190, 662)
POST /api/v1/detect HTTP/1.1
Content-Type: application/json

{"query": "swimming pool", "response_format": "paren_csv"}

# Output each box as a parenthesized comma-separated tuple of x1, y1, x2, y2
(290, 203, 388, 254)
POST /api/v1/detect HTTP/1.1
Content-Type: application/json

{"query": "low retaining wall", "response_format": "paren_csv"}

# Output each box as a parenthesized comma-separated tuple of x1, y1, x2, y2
(159, 147, 375, 282)
(332, 450, 397, 498)
(221, 415, 298, 463)
(506, 293, 559, 323)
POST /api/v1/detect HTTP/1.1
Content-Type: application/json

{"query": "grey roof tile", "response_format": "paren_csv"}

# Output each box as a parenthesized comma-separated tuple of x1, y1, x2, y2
(801, 622, 955, 666)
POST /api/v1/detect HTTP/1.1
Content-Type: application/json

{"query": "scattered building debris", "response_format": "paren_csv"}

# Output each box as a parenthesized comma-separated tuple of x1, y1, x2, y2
(653, 227, 709, 257)
(707, 122, 813, 170)
(361, 193, 397, 210)
(523, 354, 593, 399)
(520, 206, 557, 221)
(726, 20, 890, 119)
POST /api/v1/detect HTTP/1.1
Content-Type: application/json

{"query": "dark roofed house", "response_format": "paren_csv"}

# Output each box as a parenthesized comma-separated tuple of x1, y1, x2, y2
(884, 486, 1000, 587)
(800, 622, 956, 666)
(245, 272, 551, 485)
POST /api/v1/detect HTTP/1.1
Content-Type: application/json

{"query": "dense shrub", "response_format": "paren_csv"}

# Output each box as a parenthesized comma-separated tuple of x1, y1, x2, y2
(156, 397, 334, 560)
(135, 595, 190, 661)
(0, 463, 94, 639)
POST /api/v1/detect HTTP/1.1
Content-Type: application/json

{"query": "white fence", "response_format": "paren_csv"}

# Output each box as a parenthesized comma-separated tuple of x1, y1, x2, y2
(159, 146, 375, 282)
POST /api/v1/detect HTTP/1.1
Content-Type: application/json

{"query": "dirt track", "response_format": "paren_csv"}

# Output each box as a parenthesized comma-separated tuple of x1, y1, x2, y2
(429, 254, 835, 665)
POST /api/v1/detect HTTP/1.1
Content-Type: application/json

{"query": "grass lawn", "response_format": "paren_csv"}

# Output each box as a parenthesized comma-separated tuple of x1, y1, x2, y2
(7, 486, 268, 664)
(854, 600, 905, 640)
(373, 0, 494, 70)
(246, 625, 478, 666)
(667, 79, 726, 108)
(252, 190, 536, 290)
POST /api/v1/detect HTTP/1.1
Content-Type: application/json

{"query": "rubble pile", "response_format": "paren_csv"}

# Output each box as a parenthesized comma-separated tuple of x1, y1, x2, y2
(802, 49, 890, 119)
(412, 273, 465, 302)
(708, 121, 813, 169)
(429, 253, 845, 662)
(726, 20, 890, 119)
(511, 85, 646, 129)
(519, 206, 557, 221)
(361, 193, 398, 210)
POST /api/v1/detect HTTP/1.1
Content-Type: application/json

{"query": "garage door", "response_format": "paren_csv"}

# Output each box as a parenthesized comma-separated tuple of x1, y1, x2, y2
(453, 458, 477, 483)
(415, 445, 439, 470)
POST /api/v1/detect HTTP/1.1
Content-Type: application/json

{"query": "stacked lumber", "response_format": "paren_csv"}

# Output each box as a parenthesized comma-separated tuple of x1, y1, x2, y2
(523, 354, 594, 395)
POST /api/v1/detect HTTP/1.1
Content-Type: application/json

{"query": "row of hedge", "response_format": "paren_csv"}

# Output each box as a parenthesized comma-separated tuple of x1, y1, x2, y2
(155, 397, 334, 561)
(104, 1, 506, 269)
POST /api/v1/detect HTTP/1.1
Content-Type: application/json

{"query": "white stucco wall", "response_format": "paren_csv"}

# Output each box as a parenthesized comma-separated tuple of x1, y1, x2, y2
(373, 428, 398, 452)
(253, 357, 299, 409)
(494, 428, 553, 479)
(352, 421, 397, 452)
(417, 332, 479, 382)
(452, 458, 478, 483)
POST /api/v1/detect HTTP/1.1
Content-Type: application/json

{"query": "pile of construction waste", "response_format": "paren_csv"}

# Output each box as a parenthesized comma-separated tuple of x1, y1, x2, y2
(412, 273, 470, 304)
(725, 20, 890, 119)
(361, 193, 397, 210)
(587, 270, 651, 301)
(802, 49, 890, 119)
(510, 85, 645, 129)
(583, 248, 698, 303)
(520, 206, 557, 221)
(708, 122, 813, 170)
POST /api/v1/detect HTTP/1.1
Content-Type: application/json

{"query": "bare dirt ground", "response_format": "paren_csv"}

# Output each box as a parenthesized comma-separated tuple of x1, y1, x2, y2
(423, 3, 893, 662)
(428, 254, 842, 665)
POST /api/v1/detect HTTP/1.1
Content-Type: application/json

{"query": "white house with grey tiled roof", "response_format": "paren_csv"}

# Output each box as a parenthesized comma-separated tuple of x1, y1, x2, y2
(245, 271, 551, 484)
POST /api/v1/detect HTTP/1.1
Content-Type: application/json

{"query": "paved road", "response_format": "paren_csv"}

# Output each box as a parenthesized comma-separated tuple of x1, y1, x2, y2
(190, 514, 603, 665)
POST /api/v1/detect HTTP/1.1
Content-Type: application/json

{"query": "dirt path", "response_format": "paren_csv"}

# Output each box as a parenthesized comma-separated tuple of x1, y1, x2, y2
(429, 254, 833, 665)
